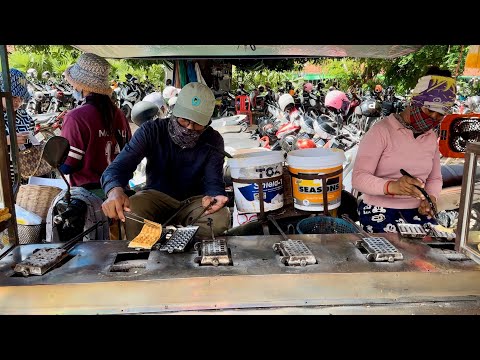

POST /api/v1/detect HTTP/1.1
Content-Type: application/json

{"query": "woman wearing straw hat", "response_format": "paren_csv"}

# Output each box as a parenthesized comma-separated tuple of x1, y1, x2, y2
(61, 53, 131, 199)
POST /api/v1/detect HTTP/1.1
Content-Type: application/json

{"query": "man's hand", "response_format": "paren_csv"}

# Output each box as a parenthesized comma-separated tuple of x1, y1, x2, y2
(202, 195, 229, 215)
(418, 195, 437, 218)
(102, 187, 131, 222)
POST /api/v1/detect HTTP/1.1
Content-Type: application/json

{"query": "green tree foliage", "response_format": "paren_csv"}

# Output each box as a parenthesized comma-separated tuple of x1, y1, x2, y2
(9, 45, 168, 89)
(232, 68, 302, 92)
(370, 45, 468, 94)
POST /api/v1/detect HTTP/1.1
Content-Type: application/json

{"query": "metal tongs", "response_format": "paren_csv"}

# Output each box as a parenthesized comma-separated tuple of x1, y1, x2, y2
(400, 169, 439, 220)
(124, 211, 152, 225)
(188, 198, 218, 226)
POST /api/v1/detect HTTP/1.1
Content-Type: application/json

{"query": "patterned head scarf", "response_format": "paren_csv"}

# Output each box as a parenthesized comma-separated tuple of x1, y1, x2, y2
(0, 68, 30, 101)
(410, 75, 456, 115)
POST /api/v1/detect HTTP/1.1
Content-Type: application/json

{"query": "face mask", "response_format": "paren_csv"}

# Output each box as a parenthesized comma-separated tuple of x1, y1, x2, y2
(409, 105, 442, 134)
(72, 89, 84, 102)
(168, 116, 203, 149)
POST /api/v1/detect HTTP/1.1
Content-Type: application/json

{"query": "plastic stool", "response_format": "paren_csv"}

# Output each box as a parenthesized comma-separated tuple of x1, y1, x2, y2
(235, 95, 253, 125)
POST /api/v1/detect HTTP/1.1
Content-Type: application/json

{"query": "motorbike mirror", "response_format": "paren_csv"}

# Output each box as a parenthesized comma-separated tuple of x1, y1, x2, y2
(42, 136, 70, 168)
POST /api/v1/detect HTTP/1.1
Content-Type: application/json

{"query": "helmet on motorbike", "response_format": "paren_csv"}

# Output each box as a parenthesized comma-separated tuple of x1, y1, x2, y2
(299, 115, 316, 135)
(317, 82, 325, 89)
(163, 85, 178, 100)
(258, 85, 265, 93)
(42, 71, 51, 80)
(359, 99, 382, 117)
(131, 101, 159, 127)
(27, 68, 38, 79)
(143, 92, 165, 112)
(325, 90, 351, 116)
(278, 93, 295, 112)
(168, 96, 178, 107)
(313, 115, 336, 140)
(303, 82, 314, 93)
(374, 84, 383, 93)
(294, 137, 317, 149)
(466, 96, 480, 113)
(34, 91, 45, 101)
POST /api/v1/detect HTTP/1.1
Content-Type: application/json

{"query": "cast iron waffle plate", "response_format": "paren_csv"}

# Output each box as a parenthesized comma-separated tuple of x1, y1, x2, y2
(158, 226, 199, 253)
(13, 248, 68, 276)
(356, 236, 404, 262)
(397, 223, 428, 238)
(194, 239, 231, 266)
(273, 239, 317, 266)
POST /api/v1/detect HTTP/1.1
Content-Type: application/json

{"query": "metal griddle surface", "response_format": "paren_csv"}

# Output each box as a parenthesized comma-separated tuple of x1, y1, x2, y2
(0, 233, 478, 286)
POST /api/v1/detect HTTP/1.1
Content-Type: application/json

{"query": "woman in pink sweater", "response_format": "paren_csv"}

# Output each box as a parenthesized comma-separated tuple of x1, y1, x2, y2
(352, 69, 456, 233)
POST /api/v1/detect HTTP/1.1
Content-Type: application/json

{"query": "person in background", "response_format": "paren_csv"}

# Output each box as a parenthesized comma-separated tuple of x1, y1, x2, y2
(264, 82, 275, 105)
(166, 78, 172, 86)
(1, 69, 33, 149)
(61, 53, 131, 199)
(352, 67, 456, 233)
(373, 84, 384, 101)
(0, 68, 34, 181)
(101, 82, 230, 240)
(236, 83, 248, 96)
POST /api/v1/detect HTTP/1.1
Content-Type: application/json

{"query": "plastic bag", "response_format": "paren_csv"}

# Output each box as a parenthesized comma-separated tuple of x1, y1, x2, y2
(15, 204, 42, 225)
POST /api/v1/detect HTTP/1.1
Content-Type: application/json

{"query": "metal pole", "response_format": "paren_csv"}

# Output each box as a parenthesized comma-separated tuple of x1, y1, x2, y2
(0, 45, 19, 247)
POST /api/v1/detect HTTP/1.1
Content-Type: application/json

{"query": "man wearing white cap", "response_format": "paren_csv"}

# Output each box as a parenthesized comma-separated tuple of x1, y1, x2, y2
(101, 82, 230, 240)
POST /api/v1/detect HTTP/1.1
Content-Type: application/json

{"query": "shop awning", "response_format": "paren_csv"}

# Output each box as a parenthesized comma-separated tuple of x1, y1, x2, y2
(72, 45, 423, 60)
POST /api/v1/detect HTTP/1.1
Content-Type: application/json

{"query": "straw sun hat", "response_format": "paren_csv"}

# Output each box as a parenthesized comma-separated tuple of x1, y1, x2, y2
(65, 53, 112, 95)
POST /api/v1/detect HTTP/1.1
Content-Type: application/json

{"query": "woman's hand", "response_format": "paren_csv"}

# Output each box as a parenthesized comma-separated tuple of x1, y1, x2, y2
(387, 176, 426, 200)
(418, 195, 437, 217)
(202, 195, 229, 215)
(6, 133, 28, 146)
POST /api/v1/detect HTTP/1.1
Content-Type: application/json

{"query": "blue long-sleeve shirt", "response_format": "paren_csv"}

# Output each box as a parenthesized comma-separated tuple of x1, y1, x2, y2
(101, 118, 227, 200)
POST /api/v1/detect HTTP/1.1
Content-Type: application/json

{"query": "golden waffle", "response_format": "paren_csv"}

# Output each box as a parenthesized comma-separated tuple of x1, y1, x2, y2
(128, 219, 162, 249)
(0, 208, 11, 223)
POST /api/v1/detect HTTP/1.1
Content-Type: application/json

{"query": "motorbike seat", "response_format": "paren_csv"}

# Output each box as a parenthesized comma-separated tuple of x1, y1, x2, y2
(33, 112, 60, 124)
(440, 164, 480, 188)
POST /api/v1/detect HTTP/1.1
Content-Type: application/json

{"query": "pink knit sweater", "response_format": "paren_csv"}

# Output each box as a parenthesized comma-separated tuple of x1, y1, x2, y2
(352, 114, 442, 209)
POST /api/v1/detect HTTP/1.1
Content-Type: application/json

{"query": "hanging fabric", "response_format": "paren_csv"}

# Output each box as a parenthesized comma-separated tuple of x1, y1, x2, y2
(195, 62, 207, 85)
(187, 61, 197, 83)
(174, 61, 181, 88)
(179, 60, 188, 87)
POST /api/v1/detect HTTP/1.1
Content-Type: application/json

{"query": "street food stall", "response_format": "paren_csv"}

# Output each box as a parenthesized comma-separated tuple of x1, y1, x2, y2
(1, 45, 480, 315)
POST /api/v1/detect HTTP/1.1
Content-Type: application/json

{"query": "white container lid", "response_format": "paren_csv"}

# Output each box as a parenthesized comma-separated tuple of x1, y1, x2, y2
(287, 148, 346, 170)
(228, 151, 284, 169)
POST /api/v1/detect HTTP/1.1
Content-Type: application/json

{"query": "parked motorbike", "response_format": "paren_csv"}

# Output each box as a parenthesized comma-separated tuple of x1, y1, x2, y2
(41, 137, 109, 243)
(351, 98, 383, 135)
(117, 75, 143, 121)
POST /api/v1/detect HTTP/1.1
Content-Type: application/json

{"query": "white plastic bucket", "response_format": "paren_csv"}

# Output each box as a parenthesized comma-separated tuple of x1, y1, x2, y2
(287, 148, 346, 211)
(228, 151, 284, 213)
